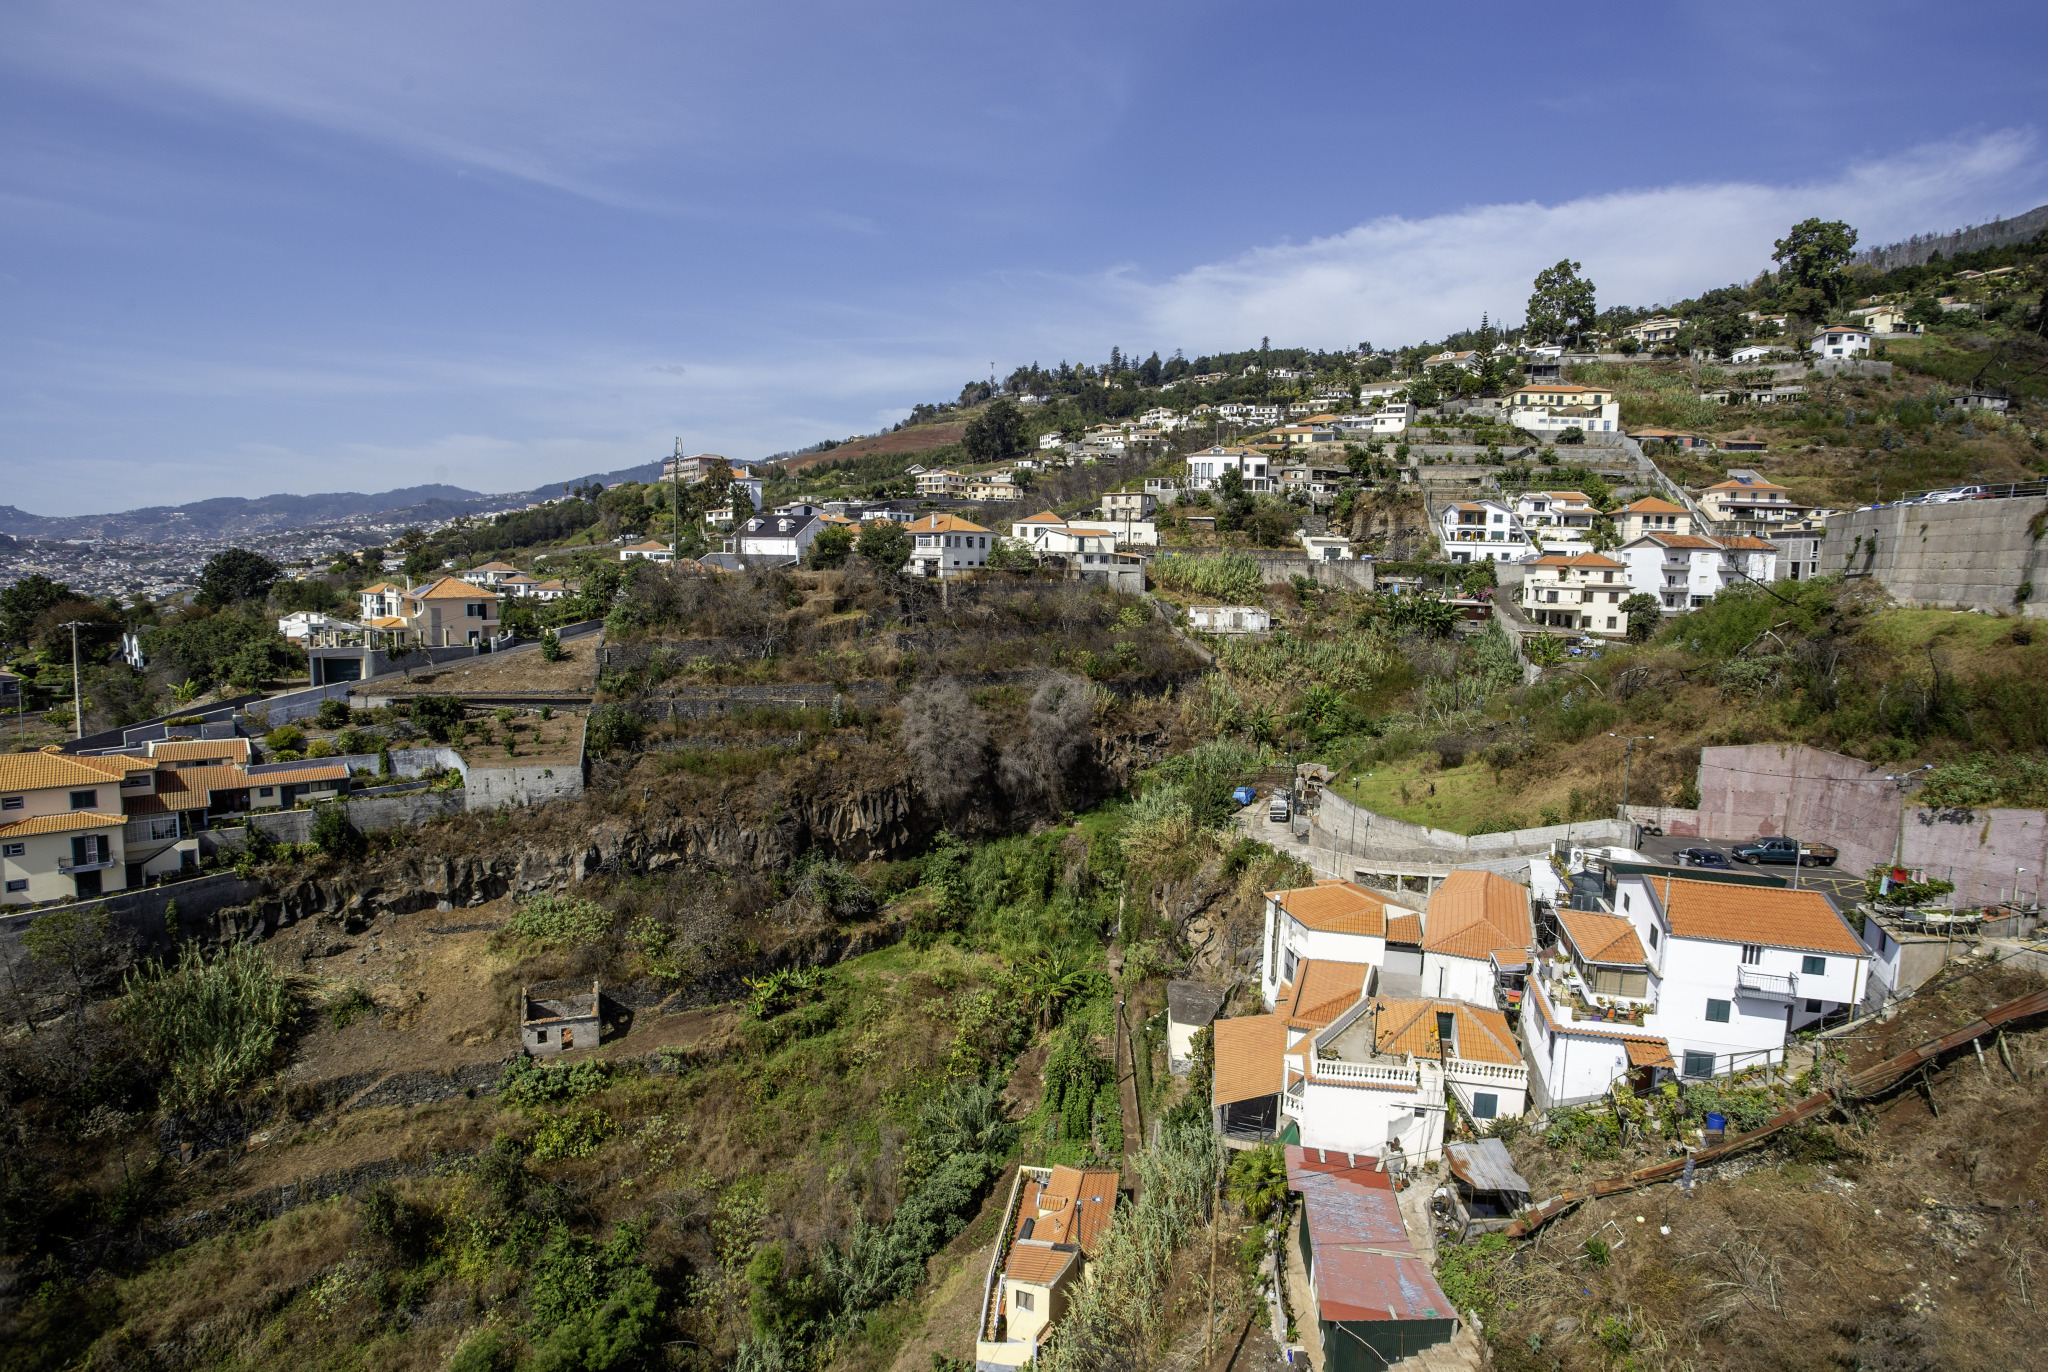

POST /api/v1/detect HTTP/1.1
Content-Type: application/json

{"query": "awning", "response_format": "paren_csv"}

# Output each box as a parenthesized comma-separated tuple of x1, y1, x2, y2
(1625, 1039, 1675, 1070)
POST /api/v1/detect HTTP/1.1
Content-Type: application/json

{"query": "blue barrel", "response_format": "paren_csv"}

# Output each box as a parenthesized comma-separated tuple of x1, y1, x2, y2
(1706, 1112, 1727, 1133)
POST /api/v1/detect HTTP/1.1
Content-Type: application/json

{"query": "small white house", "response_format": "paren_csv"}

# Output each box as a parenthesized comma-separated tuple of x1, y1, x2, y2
(619, 540, 674, 563)
(1438, 499, 1533, 563)
(1419, 870, 1532, 1011)
(905, 513, 992, 578)
(1260, 880, 1399, 1008)
(1808, 326, 1870, 359)
(1187, 605, 1271, 634)
(729, 513, 826, 561)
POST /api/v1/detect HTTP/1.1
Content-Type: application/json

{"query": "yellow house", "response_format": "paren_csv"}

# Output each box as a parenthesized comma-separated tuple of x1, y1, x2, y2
(974, 1165, 1120, 1368)
(402, 576, 502, 646)
(1615, 496, 1692, 543)
(0, 752, 131, 903)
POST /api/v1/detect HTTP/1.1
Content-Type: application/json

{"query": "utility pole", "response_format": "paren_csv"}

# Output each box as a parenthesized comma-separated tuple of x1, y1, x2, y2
(670, 437, 684, 559)
(1608, 732, 1654, 829)
(60, 620, 88, 740)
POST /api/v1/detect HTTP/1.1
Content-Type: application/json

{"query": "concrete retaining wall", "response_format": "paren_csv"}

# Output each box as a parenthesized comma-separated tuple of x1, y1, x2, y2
(1155, 550, 1376, 590)
(236, 791, 469, 844)
(465, 762, 584, 811)
(1823, 496, 2048, 617)
(0, 873, 268, 1003)
(1313, 788, 1633, 867)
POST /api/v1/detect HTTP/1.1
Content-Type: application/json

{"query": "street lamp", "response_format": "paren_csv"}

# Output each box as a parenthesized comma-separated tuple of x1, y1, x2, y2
(1609, 733, 1655, 829)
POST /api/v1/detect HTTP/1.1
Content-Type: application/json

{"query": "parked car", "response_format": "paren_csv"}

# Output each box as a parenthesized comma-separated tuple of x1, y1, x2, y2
(1730, 837, 1838, 867)
(1676, 847, 1731, 869)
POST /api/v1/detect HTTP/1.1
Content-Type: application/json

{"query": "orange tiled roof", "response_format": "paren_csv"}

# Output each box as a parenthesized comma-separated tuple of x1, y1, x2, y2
(1625, 1039, 1675, 1069)
(1639, 534, 1723, 550)
(1034, 1166, 1118, 1256)
(1704, 479, 1786, 492)
(1532, 553, 1624, 568)
(1268, 879, 1391, 936)
(1423, 870, 1532, 961)
(1718, 536, 1777, 551)
(1386, 912, 1422, 946)
(248, 765, 349, 786)
(1018, 511, 1067, 524)
(1004, 1242, 1080, 1285)
(360, 581, 403, 594)
(1558, 909, 1647, 966)
(1622, 497, 1685, 513)
(621, 540, 670, 551)
(0, 810, 125, 836)
(150, 765, 249, 799)
(1370, 998, 1521, 1065)
(149, 739, 251, 763)
(1212, 1013, 1288, 1107)
(1278, 960, 1371, 1029)
(413, 576, 500, 600)
(469, 561, 518, 573)
(1649, 876, 1862, 956)
(77, 753, 160, 775)
(0, 752, 126, 792)
(907, 513, 991, 534)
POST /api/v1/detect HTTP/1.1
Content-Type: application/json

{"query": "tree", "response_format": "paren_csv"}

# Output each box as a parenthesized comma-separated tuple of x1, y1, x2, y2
(196, 549, 282, 608)
(1772, 218, 1858, 311)
(1405, 372, 1442, 410)
(962, 396, 1028, 465)
(0, 573, 75, 647)
(730, 481, 756, 527)
(806, 523, 855, 569)
(1526, 259, 1597, 346)
(856, 520, 912, 570)
(310, 802, 367, 860)
(1620, 593, 1662, 643)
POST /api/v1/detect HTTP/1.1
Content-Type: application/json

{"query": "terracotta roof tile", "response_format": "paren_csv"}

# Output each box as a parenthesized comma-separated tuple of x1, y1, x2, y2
(1033, 1166, 1119, 1256)
(0, 753, 127, 792)
(908, 513, 991, 534)
(413, 576, 501, 600)
(76, 753, 160, 775)
(1558, 910, 1647, 966)
(1648, 876, 1863, 956)
(246, 765, 350, 786)
(1268, 880, 1391, 936)
(1004, 1241, 1080, 1285)
(1422, 870, 1532, 961)
(1386, 913, 1422, 946)
(1212, 1013, 1287, 1107)
(1278, 960, 1371, 1028)
(0, 810, 125, 836)
(1626, 1039, 1675, 1069)
(149, 739, 252, 763)
(1370, 998, 1521, 1065)
(1622, 497, 1685, 513)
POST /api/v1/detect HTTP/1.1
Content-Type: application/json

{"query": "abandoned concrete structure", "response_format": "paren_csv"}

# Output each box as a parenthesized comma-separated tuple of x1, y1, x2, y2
(521, 978, 601, 1055)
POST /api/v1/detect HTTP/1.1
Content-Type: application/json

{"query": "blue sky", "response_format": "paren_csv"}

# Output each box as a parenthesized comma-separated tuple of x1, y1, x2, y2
(2, 1, 2044, 515)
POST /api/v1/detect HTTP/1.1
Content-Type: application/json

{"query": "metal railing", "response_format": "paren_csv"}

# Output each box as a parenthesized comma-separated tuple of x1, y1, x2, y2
(1736, 966, 1798, 999)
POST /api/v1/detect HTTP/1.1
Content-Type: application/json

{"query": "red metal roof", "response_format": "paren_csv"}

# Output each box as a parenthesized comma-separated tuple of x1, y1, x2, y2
(1286, 1147, 1453, 1324)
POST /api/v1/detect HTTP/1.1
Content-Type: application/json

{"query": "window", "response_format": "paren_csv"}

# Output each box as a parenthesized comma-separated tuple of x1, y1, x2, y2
(1740, 944, 1762, 965)
(70, 790, 98, 810)
(1705, 998, 1731, 1023)
(1, 797, 21, 811)
(1283, 949, 1298, 983)
(1, 843, 22, 858)
(1802, 955, 1826, 976)
(5, 879, 25, 893)
(1607, 618, 1617, 629)
(1683, 1050, 1716, 1078)
(1015, 1290, 1035, 1312)
(1648, 925, 1660, 949)
(1470, 1092, 1498, 1120)
(259, 787, 275, 798)
(1805, 998, 1823, 1013)
(535, 1028, 547, 1043)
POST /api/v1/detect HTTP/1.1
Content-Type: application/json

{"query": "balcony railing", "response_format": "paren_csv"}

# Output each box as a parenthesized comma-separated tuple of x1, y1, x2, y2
(1307, 1057, 1423, 1089)
(1446, 1058, 1530, 1087)
(58, 856, 118, 874)
(1736, 966, 1798, 999)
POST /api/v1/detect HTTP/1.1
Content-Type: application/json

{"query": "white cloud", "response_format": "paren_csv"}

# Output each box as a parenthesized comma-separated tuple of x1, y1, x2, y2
(1116, 131, 2045, 350)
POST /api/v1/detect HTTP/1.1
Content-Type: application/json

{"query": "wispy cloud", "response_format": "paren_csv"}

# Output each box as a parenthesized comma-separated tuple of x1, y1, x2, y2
(1113, 131, 2044, 352)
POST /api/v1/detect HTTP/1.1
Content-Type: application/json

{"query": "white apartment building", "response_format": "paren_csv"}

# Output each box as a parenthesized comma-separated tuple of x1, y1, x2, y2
(1508, 384, 1621, 435)
(1438, 499, 1535, 563)
(1178, 446, 1272, 493)
(1521, 554, 1633, 636)
(1522, 871, 1869, 1107)
(1618, 533, 1777, 613)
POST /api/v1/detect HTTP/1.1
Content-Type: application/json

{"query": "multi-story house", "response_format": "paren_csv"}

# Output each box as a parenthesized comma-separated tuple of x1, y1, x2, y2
(913, 469, 968, 498)
(702, 477, 766, 528)
(1614, 496, 1691, 543)
(1419, 870, 1533, 1010)
(1617, 533, 1777, 613)
(1422, 349, 1482, 372)
(1808, 325, 1871, 359)
(1521, 871, 1870, 1107)
(1520, 553, 1633, 636)
(1438, 499, 1534, 563)
(1259, 879, 1398, 1009)
(1513, 490, 1601, 554)
(905, 513, 992, 578)
(401, 577, 503, 647)
(0, 753, 132, 903)
(1697, 476, 1811, 533)
(1768, 521, 1827, 583)
(1623, 316, 1684, 345)
(1507, 384, 1621, 435)
(358, 582, 407, 620)
(965, 477, 1022, 503)
(1099, 488, 1157, 522)
(1163, 446, 1272, 496)
(459, 562, 521, 588)
(724, 512, 826, 563)
(974, 1165, 1120, 1370)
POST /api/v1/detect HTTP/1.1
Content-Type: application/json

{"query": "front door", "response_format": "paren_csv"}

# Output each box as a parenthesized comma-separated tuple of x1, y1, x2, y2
(561, 1026, 574, 1050)
(74, 870, 102, 897)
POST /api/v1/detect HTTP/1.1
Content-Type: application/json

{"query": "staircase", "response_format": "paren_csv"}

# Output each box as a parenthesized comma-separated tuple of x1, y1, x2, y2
(1383, 1322, 1486, 1372)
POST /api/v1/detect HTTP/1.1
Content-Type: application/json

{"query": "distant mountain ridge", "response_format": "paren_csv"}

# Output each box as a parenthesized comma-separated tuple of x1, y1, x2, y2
(0, 459, 667, 542)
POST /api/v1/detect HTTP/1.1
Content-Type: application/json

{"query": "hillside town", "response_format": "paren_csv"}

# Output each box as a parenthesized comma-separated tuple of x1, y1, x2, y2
(4, 209, 2047, 1372)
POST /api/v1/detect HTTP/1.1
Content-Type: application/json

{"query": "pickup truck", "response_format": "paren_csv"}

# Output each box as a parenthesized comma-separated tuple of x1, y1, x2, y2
(1730, 837, 1838, 868)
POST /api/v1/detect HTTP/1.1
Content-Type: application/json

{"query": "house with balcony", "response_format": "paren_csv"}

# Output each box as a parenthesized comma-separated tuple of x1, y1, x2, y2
(1808, 325, 1871, 359)
(1623, 316, 1684, 345)
(1614, 496, 1691, 543)
(358, 582, 407, 620)
(905, 513, 992, 578)
(914, 469, 969, 498)
(1520, 554, 1633, 636)
(1099, 488, 1157, 522)
(1437, 499, 1534, 563)
(1522, 870, 1870, 1108)
(973, 1165, 1120, 1370)
(1697, 476, 1812, 533)
(0, 752, 140, 903)
(398, 577, 502, 646)
(1420, 870, 1533, 1010)
(459, 561, 522, 588)
(1617, 533, 1777, 613)
(1508, 384, 1621, 435)
(1172, 446, 1271, 494)
(1513, 490, 1601, 554)
(1260, 879, 1400, 1009)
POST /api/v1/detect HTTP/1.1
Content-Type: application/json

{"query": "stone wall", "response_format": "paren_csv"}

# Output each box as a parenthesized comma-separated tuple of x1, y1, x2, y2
(466, 761, 585, 812)
(237, 791, 469, 844)
(1823, 496, 2048, 617)
(0, 873, 269, 1011)
(1312, 787, 1633, 867)
(1157, 549, 1377, 590)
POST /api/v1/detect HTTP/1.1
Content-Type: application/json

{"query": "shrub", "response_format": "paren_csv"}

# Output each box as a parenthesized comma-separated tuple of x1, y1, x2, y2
(499, 1055, 616, 1109)
(315, 699, 350, 729)
(263, 724, 306, 754)
(118, 943, 297, 1112)
(540, 629, 567, 662)
(1148, 551, 1263, 602)
(523, 1224, 661, 1372)
(530, 1109, 617, 1161)
(309, 802, 367, 860)
(501, 892, 613, 948)
(586, 704, 644, 756)
(409, 695, 464, 742)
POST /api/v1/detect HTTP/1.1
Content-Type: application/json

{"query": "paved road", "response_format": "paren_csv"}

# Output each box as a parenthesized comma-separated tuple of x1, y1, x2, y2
(1633, 833, 1866, 902)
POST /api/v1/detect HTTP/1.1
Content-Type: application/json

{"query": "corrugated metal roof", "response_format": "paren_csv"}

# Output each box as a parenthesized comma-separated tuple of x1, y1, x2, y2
(1445, 1140, 1530, 1197)
(1286, 1146, 1453, 1324)
(1167, 980, 1227, 1028)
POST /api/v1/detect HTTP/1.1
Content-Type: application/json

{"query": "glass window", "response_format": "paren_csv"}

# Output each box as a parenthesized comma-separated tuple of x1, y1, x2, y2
(5, 879, 26, 893)
(1683, 1050, 1716, 1078)
(1, 843, 22, 858)
(1649, 925, 1659, 948)
(1805, 998, 1823, 1013)
(1802, 955, 1826, 976)
(1705, 998, 1731, 1023)
(1015, 1290, 1034, 1312)
(0, 797, 20, 811)
(1470, 1092, 1498, 1120)
(1741, 944, 1762, 965)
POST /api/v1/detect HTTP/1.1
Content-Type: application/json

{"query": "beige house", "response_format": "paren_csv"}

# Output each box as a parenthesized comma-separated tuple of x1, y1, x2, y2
(618, 540, 674, 563)
(974, 1165, 1120, 1368)
(1624, 316, 1684, 344)
(914, 468, 968, 498)
(1521, 553, 1633, 637)
(0, 753, 132, 903)
(965, 477, 1022, 502)
(1697, 477, 1810, 532)
(401, 577, 503, 646)
(1615, 496, 1692, 543)
(1100, 488, 1157, 522)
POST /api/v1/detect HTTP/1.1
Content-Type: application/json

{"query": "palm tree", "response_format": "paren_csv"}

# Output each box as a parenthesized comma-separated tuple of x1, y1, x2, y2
(1021, 949, 1091, 1030)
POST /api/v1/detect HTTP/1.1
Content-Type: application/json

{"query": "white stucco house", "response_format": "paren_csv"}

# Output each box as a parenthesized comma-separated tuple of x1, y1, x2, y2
(1438, 499, 1534, 563)
(1419, 870, 1533, 1010)
(1808, 326, 1871, 359)
(1618, 533, 1778, 613)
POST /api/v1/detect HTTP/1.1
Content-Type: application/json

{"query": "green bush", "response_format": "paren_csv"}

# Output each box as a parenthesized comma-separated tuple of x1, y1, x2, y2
(523, 1224, 661, 1372)
(447, 1328, 517, 1372)
(586, 704, 644, 756)
(530, 1110, 616, 1161)
(502, 892, 613, 948)
(264, 724, 306, 754)
(1148, 551, 1263, 602)
(316, 699, 350, 729)
(309, 802, 366, 860)
(409, 695, 464, 742)
(498, 1055, 616, 1109)
(540, 629, 567, 662)
(118, 943, 297, 1112)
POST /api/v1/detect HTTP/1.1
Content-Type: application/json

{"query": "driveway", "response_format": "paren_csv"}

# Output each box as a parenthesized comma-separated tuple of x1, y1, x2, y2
(1631, 833, 1865, 903)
